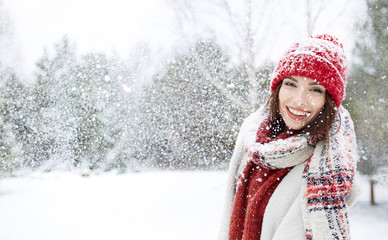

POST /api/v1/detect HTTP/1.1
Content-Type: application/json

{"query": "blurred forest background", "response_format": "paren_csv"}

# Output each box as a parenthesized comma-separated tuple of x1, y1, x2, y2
(0, 0, 386, 191)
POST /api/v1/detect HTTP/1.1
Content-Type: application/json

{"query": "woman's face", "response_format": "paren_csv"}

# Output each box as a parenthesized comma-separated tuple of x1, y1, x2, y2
(278, 76, 326, 131)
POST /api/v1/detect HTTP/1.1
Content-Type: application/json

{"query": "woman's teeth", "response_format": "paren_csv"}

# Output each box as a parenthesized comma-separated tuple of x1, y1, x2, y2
(288, 107, 309, 116)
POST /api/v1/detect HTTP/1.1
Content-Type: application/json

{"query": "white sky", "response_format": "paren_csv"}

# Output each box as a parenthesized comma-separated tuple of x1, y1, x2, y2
(2, 0, 176, 80)
(2, 0, 367, 82)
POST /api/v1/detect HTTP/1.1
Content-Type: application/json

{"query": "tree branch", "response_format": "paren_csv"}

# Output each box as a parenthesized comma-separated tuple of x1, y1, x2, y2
(192, 49, 250, 114)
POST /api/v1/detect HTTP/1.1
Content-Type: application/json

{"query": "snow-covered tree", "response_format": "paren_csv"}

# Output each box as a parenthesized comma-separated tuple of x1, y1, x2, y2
(347, 0, 388, 204)
(27, 37, 79, 168)
(73, 52, 133, 171)
(167, 0, 352, 115)
(130, 40, 274, 169)
(167, 0, 275, 113)
(13, 37, 134, 171)
(0, 68, 22, 174)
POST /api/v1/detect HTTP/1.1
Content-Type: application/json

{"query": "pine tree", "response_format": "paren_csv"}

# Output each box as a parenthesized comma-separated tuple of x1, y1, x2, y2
(131, 40, 266, 169)
(73, 53, 132, 171)
(29, 37, 134, 171)
(28, 37, 79, 168)
(0, 67, 23, 174)
(347, 0, 388, 204)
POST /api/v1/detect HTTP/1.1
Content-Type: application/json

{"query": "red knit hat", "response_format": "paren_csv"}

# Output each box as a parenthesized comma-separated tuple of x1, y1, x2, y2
(270, 34, 349, 107)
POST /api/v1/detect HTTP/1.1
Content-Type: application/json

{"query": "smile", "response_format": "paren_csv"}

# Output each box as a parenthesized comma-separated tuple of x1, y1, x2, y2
(286, 106, 310, 120)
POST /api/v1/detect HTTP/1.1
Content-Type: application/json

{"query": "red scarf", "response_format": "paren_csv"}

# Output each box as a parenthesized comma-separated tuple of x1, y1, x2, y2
(228, 119, 293, 240)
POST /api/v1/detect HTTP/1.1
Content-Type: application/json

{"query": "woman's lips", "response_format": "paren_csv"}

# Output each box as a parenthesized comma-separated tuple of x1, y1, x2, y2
(286, 106, 310, 121)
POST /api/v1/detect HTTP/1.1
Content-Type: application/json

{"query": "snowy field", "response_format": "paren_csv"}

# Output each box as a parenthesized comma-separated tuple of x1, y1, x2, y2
(0, 170, 387, 240)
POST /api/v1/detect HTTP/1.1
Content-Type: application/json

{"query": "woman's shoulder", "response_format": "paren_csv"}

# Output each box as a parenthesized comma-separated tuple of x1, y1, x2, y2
(240, 106, 267, 132)
(234, 106, 267, 150)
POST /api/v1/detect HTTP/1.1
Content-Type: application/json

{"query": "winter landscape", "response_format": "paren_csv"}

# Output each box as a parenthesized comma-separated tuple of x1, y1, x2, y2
(0, 171, 387, 239)
(0, 0, 387, 239)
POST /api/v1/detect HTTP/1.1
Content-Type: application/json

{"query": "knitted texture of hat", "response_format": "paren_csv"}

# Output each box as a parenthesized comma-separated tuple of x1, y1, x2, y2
(270, 34, 349, 107)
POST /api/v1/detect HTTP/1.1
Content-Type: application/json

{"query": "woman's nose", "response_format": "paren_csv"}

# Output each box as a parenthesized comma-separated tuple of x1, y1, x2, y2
(293, 88, 309, 106)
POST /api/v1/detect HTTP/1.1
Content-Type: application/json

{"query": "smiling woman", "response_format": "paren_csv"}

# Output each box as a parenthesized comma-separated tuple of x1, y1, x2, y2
(268, 75, 337, 137)
(279, 76, 326, 130)
(278, 76, 326, 129)
(219, 34, 361, 240)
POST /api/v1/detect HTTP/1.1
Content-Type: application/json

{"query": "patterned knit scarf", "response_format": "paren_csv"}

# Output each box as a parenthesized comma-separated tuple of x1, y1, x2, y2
(229, 119, 293, 240)
(245, 106, 358, 240)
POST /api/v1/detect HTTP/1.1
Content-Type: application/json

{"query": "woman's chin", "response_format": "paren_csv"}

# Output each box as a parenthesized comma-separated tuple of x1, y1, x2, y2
(284, 119, 306, 131)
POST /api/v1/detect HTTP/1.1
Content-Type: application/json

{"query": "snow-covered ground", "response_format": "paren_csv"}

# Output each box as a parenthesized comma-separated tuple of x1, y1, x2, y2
(0, 170, 387, 240)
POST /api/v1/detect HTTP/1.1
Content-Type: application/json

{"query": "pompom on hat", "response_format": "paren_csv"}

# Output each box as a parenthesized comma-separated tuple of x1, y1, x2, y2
(270, 34, 349, 107)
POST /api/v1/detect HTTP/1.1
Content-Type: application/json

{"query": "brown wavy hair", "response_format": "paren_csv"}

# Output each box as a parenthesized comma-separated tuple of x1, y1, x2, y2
(265, 80, 337, 137)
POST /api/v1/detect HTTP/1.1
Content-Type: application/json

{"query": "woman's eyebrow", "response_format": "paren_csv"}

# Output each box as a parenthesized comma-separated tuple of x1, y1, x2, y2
(285, 77, 298, 82)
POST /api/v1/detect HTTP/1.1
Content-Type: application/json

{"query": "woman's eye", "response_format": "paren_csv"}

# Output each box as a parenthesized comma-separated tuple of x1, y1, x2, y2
(311, 88, 324, 93)
(285, 81, 296, 87)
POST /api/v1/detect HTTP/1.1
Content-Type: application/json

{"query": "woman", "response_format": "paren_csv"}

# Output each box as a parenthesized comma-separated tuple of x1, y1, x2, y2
(219, 34, 361, 240)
